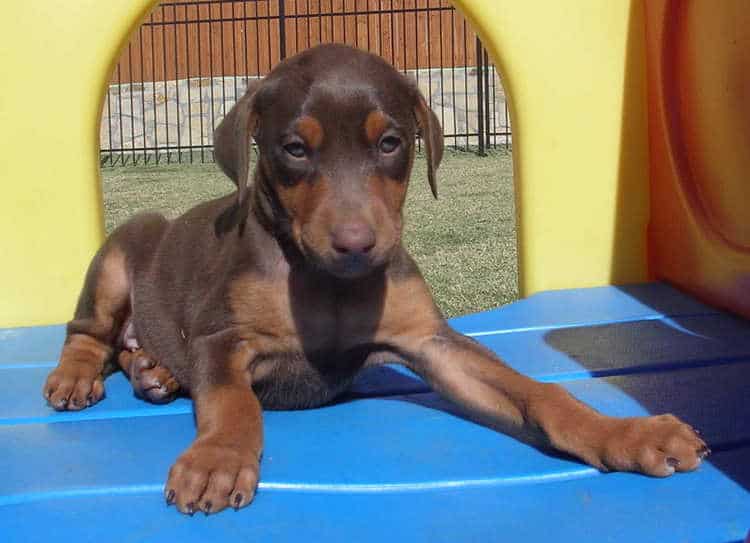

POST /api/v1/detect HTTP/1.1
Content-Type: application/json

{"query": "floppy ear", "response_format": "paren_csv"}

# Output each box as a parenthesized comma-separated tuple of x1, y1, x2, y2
(414, 93, 444, 199)
(213, 80, 262, 233)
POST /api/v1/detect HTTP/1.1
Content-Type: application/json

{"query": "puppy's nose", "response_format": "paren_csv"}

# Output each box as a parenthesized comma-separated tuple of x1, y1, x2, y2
(332, 221, 376, 255)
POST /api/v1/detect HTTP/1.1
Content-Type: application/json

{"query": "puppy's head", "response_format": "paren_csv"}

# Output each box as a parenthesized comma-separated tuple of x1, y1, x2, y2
(214, 44, 443, 279)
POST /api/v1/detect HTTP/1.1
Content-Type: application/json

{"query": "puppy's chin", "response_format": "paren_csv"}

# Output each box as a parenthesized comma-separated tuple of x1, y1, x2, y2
(326, 254, 376, 279)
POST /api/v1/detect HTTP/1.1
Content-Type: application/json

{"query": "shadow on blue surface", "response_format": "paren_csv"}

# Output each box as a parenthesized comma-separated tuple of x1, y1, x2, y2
(544, 286, 750, 492)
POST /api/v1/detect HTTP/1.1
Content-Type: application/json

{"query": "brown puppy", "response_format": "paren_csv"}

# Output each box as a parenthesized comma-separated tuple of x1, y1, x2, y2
(43, 44, 709, 515)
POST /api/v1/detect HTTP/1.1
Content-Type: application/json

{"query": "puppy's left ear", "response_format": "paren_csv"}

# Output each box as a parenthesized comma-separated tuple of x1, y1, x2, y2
(214, 79, 262, 207)
(213, 80, 262, 234)
(414, 93, 444, 199)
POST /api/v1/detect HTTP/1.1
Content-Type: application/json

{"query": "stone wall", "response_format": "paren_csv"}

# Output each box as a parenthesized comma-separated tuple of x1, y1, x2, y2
(100, 67, 511, 160)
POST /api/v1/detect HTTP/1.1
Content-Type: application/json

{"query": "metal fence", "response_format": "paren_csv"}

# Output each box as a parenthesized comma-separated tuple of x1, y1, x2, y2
(100, 0, 511, 166)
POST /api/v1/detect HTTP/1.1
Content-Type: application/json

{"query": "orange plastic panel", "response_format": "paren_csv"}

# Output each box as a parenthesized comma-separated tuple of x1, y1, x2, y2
(645, 0, 750, 318)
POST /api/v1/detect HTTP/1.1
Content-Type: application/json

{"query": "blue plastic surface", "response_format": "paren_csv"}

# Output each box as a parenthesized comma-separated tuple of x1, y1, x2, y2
(1, 283, 748, 542)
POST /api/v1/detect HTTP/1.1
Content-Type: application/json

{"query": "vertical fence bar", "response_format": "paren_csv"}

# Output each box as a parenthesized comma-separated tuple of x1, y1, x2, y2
(127, 42, 135, 165)
(295, 0, 299, 53)
(307, 0, 312, 49)
(330, 0, 335, 46)
(490, 63, 497, 149)
(246, 2, 252, 76)
(258, 1, 264, 72)
(279, 0, 287, 60)
(414, 0, 420, 152)
(186, 2, 193, 163)
(462, 18, 468, 149)
(378, 0, 384, 57)
(437, 0, 446, 143)
(174, 2, 182, 163)
(208, 2, 216, 162)
(505, 100, 510, 150)
(162, 4, 170, 164)
(197, 3, 205, 162)
(220, 0, 227, 125)
(116, 63, 125, 166)
(344, 0, 348, 43)
(354, 0, 359, 48)
(294, 0, 299, 57)
(232, 2, 239, 108)
(450, 6, 457, 149)
(426, 0, 432, 114)
(150, 12, 159, 164)
(368, 0, 373, 52)
(475, 37, 485, 156)
(389, 0, 395, 66)
(105, 78, 113, 166)
(488, 46, 492, 150)
(318, 0, 323, 47)
(268, 0, 275, 70)
(139, 25, 147, 164)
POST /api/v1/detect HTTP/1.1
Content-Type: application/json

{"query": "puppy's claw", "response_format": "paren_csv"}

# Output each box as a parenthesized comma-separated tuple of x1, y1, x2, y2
(165, 489, 175, 505)
(666, 457, 680, 468)
(233, 493, 243, 511)
(203, 501, 212, 515)
(698, 445, 711, 459)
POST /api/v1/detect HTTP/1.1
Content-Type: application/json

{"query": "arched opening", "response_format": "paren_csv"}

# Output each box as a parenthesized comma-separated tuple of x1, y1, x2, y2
(99, 0, 518, 316)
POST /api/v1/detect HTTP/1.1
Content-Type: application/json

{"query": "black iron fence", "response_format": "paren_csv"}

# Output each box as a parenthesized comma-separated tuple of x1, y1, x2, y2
(100, 0, 511, 166)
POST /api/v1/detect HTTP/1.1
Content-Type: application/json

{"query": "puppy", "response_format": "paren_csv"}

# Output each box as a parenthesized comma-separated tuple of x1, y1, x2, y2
(44, 44, 709, 515)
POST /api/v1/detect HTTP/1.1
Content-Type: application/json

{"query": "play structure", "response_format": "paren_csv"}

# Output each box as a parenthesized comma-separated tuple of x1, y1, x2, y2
(1, 0, 748, 540)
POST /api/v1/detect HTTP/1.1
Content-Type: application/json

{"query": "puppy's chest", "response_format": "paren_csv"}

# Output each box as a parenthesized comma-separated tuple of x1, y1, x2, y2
(228, 273, 383, 409)
(228, 273, 378, 355)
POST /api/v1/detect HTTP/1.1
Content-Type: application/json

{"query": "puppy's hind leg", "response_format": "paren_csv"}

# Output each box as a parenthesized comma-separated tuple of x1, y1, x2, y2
(43, 214, 168, 411)
(117, 341, 181, 404)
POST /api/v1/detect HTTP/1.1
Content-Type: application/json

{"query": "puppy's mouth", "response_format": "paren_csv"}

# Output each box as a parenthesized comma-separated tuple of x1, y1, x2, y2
(326, 252, 377, 279)
(298, 238, 385, 279)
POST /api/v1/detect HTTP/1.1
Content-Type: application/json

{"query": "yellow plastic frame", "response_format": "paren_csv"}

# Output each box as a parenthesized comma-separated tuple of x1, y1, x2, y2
(0, 1, 649, 327)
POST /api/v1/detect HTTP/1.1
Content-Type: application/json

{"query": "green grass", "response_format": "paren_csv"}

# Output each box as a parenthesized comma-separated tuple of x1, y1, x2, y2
(101, 149, 517, 317)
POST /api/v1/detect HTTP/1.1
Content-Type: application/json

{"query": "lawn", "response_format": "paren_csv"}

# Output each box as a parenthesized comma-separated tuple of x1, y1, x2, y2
(101, 149, 517, 317)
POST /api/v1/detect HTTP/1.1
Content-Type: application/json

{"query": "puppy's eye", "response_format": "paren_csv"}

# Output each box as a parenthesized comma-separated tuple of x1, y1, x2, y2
(379, 135, 401, 154)
(283, 142, 307, 159)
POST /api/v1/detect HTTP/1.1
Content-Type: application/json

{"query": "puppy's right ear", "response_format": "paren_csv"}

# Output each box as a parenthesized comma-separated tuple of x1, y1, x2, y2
(414, 92, 443, 199)
(213, 79, 262, 234)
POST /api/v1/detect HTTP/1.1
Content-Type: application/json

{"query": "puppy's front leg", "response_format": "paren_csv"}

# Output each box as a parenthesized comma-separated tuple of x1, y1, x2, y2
(400, 328, 709, 477)
(166, 333, 262, 515)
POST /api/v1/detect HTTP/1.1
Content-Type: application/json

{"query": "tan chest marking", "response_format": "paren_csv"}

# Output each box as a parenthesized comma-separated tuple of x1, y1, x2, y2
(228, 271, 343, 354)
(229, 270, 442, 355)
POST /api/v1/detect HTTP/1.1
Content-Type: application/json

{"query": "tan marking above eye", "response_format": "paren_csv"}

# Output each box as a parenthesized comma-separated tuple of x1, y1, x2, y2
(364, 110, 389, 145)
(295, 115, 324, 149)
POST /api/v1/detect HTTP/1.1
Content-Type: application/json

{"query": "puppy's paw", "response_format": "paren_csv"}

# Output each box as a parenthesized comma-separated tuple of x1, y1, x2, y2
(165, 439, 261, 515)
(119, 349, 180, 404)
(43, 364, 105, 411)
(597, 414, 709, 477)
